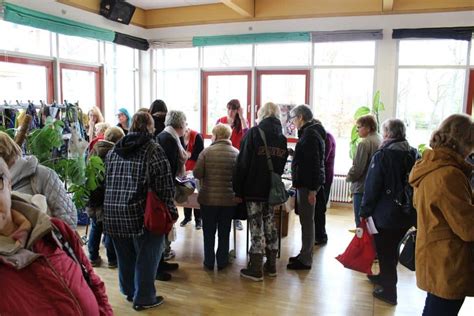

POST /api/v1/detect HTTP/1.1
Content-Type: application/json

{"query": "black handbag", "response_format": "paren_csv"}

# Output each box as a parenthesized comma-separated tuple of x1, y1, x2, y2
(398, 229, 416, 271)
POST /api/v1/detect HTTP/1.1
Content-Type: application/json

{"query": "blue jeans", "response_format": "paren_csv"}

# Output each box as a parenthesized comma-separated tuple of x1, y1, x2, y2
(201, 205, 235, 268)
(422, 293, 465, 316)
(353, 193, 363, 227)
(88, 217, 116, 263)
(112, 230, 164, 305)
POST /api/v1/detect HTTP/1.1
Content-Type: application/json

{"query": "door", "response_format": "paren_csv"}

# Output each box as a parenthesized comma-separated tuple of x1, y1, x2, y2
(256, 70, 310, 138)
(202, 71, 251, 137)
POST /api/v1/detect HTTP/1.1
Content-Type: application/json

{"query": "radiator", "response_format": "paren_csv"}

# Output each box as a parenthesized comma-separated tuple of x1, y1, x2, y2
(329, 174, 351, 203)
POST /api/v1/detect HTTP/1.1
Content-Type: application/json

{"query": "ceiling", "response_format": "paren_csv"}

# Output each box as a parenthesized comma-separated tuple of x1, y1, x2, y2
(127, 0, 221, 10)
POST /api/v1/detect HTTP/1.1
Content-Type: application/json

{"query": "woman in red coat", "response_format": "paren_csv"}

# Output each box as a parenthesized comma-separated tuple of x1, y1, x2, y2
(180, 127, 204, 229)
(0, 157, 113, 316)
(216, 99, 248, 231)
(216, 99, 248, 150)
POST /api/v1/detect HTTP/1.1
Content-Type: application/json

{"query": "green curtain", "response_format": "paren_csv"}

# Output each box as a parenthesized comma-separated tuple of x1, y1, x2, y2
(193, 32, 310, 47)
(3, 2, 115, 42)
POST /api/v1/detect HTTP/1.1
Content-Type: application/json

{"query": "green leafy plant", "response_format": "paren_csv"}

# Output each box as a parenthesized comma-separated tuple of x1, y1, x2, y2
(23, 120, 104, 209)
(0, 126, 16, 139)
(350, 91, 385, 159)
(417, 144, 427, 155)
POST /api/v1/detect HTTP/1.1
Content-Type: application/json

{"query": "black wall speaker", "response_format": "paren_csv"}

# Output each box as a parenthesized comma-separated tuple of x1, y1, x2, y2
(100, 0, 136, 25)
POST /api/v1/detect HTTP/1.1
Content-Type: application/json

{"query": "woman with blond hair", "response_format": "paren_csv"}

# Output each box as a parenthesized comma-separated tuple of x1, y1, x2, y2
(193, 123, 239, 270)
(0, 131, 77, 227)
(409, 114, 474, 315)
(87, 122, 111, 155)
(234, 102, 288, 280)
(87, 106, 105, 140)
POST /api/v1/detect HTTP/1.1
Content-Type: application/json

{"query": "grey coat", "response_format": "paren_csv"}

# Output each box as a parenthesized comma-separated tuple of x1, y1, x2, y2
(346, 132, 381, 194)
(10, 156, 78, 228)
(193, 139, 239, 207)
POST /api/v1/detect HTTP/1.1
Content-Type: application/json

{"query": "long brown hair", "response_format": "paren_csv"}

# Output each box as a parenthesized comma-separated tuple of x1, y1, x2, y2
(227, 99, 242, 132)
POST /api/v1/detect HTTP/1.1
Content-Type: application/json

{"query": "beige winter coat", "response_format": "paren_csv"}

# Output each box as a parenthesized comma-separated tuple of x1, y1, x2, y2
(193, 139, 239, 207)
(409, 148, 474, 299)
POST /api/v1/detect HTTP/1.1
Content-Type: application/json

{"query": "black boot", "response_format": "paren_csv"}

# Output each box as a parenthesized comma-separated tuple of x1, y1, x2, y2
(240, 253, 263, 281)
(264, 249, 278, 277)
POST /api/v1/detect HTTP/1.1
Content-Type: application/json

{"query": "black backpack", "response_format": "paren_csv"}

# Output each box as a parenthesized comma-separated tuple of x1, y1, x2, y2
(392, 151, 417, 217)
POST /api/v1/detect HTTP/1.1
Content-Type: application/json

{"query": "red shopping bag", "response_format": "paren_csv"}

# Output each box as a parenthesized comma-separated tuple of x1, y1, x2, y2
(336, 219, 376, 274)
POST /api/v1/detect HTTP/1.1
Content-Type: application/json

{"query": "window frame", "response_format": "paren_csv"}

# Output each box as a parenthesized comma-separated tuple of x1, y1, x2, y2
(0, 55, 54, 103)
(201, 70, 252, 138)
(60, 63, 103, 111)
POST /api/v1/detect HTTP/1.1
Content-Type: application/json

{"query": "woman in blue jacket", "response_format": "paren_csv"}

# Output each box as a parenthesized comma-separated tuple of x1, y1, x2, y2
(360, 118, 417, 306)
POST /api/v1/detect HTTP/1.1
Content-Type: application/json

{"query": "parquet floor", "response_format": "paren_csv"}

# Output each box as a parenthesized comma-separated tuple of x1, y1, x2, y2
(79, 205, 473, 315)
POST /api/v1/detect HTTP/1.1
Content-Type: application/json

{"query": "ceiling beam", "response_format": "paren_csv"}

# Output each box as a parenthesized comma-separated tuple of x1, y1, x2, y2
(220, 0, 255, 17)
(382, 0, 394, 12)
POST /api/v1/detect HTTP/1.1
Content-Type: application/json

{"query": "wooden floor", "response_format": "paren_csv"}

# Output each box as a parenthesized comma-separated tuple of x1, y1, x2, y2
(80, 205, 473, 316)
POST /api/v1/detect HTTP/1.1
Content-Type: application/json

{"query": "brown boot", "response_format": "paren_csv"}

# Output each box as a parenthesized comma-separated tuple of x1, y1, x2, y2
(264, 249, 278, 277)
(240, 253, 263, 281)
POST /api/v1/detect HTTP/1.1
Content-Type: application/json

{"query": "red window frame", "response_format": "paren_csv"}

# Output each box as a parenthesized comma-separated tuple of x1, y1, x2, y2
(256, 69, 311, 142)
(0, 56, 54, 103)
(201, 70, 252, 138)
(60, 63, 103, 111)
(466, 69, 474, 116)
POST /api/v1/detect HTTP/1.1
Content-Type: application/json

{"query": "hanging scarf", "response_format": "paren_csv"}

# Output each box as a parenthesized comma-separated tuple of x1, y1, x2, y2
(163, 126, 187, 177)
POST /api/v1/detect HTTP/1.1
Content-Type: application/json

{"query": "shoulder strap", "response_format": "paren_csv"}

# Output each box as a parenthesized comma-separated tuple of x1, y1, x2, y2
(51, 224, 91, 287)
(257, 128, 274, 172)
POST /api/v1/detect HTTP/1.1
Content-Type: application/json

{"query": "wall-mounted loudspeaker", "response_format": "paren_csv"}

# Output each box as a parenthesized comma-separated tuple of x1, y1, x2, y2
(100, 0, 136, 25)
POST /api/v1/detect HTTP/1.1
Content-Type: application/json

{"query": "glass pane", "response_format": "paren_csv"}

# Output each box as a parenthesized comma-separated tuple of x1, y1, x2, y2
(203, 45, 252, 68)
(0, 61, 48, 103)
(313, 68, 374, 175)
(105, 43, 136, 69)
(160, 48, 199, 69)
(62, 69, 97, 107)
(314, 41, 375, 66)
(206, 75, 248, 134)
(0, 20, 51, 56)
(256, 42, 310, 66)
(397, 68, 465, 149)
(259, 74, 307, 138)
(399, 40, 468, 66)
(58, 34, 99, 63)
(156, 70, 200, 131)
(104, 69, 136, 124)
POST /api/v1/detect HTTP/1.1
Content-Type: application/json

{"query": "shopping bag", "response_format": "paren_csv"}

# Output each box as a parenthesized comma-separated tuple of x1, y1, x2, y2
(336, 219, 377, 274)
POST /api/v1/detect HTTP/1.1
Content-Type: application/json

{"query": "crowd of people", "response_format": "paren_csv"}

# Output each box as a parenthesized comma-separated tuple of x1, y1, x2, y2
(0, 96, 472, 314)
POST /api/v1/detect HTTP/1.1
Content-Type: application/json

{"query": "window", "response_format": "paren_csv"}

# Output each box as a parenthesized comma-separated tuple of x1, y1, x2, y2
(104, 43, 138, 123)
(61, 64, 101, 109)
(314, 41, 375, 66)
(255, 42, 311, 66)
(203, 45, 252, 68)
(156, 47, 199, 70)
(0, 20, 51, 56)
(156, 70, 200, 130)
(58, 34, 100, 63)
(396, 39, 468, 149)
(313, 41, 376, 174)
(0, 57, 53, 103)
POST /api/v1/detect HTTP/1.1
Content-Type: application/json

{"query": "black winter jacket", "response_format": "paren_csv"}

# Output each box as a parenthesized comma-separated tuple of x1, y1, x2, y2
(156, 131, 185, 178)
(291, 121, 326, 191)
(360, 139, 418, 228)
(233, 117, 288, 201)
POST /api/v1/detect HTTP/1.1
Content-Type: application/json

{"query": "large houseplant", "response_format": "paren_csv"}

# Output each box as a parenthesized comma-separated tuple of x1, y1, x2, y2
(25, 118, 105, 209)
(349, 91, 385, 159)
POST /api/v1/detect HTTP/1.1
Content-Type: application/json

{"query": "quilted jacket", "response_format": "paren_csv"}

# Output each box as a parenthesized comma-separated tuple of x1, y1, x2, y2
(0, 196, 113, 316)
(10, 156, 77, 228)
